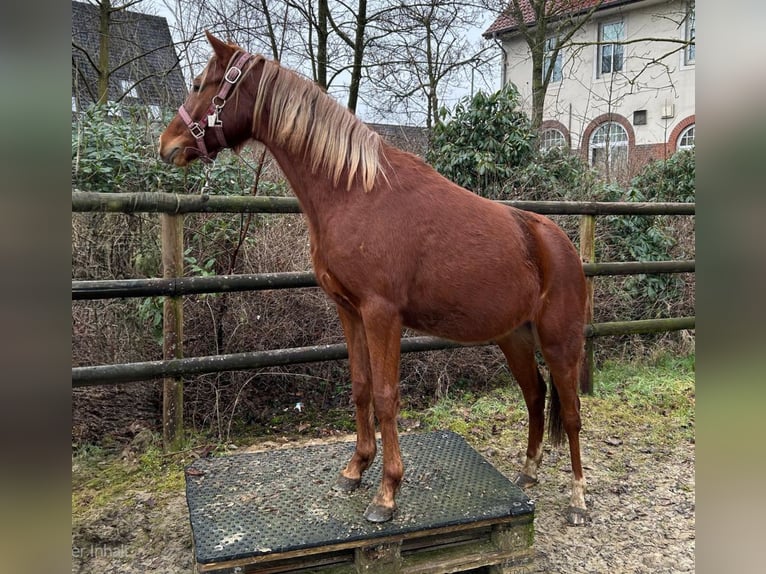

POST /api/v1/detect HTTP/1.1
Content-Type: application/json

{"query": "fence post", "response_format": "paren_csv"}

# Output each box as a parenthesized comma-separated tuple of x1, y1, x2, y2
(161, 213, 184, 450)
(579, 215, 595, 394)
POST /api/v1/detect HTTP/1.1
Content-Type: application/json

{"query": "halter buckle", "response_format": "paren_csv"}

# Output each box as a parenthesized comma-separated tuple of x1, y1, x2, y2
(189, 122, 205, 139)
(225, 66, 242, 84)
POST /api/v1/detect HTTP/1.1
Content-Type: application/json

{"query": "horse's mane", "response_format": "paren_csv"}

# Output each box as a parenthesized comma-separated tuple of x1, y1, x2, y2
(251, 57, 382, 192)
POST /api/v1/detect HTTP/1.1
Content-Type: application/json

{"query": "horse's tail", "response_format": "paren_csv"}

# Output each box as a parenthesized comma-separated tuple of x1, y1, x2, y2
(546, 373, 565, 448)
(547, 336, 588, 448)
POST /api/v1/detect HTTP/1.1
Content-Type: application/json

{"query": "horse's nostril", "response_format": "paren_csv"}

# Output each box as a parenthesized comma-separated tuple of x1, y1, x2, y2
(160, 146, 180, 164)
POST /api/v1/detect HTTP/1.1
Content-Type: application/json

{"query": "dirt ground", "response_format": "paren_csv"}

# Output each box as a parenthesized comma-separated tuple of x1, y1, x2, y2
(71, 410, 694, 574)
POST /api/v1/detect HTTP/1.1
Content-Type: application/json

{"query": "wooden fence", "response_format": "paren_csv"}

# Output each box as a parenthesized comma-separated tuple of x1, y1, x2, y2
(71, 191, 695, 449)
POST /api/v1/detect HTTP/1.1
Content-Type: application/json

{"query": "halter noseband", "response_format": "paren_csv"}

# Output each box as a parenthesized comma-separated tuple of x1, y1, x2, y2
(178, 50, 253, 163)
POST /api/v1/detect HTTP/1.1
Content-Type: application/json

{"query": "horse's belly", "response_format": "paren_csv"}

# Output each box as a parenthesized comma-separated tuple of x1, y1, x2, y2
(401, 293, 533, 343)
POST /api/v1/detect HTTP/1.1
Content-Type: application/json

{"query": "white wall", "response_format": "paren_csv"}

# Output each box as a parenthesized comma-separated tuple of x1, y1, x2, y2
(502, 0, 694, 150)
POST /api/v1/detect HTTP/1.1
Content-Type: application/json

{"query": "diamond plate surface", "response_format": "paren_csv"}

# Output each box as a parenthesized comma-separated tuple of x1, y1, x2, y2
(185, 430, 533, 565)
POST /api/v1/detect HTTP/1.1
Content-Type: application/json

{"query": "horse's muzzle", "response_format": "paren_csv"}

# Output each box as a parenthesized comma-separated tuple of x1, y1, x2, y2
(158, 143, 186, 166)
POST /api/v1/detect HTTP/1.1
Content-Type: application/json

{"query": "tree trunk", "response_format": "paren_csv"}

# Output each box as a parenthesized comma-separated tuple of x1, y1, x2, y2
(346, 0, 367, 114)
(97, 0, 111, 104)
(316, 0, 329, 89)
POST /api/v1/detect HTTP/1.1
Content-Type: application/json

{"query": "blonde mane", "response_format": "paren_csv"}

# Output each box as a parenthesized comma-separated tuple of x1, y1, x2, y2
(251, 58, 382, 192)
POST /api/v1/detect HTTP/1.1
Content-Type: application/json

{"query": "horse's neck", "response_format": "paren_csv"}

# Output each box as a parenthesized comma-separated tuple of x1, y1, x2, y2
(265, 145, 339, 234)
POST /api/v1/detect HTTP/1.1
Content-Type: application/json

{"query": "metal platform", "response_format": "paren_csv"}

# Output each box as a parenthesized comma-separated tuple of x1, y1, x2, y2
(185, 430, 535, 573)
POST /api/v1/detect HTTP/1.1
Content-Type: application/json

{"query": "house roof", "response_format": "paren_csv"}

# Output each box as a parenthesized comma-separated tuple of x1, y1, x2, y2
(367, 123, 430, 157)
(483, 0, 642, 37)
(72, 1, 187, 108)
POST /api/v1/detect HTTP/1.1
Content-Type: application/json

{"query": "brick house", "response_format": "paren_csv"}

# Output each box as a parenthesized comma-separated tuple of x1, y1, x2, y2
(484, 0, 695, 176)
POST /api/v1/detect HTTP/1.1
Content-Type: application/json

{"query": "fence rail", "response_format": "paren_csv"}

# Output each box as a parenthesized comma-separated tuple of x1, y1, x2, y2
(72, 261, 694, 300)
(72, 317, 695, 388)
(72, 190, 695, 216)
(72, 190, 695, 448)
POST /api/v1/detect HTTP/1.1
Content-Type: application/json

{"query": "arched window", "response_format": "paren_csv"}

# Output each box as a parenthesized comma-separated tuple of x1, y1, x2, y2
(677, 124, 695, 150)
(590, 122, 628, 174)
(541, 128, 566, 151)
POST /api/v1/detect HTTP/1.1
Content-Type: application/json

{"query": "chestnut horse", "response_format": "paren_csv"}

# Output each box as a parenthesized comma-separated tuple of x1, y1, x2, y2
(159, 32, 589, 526)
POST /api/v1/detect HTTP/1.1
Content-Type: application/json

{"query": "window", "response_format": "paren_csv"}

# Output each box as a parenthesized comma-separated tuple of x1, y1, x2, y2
(677, 124, 695, 150)
(544, 37, 563, 83)
(119, 79, 138, 99)
(684, 2, 695, 65)
(72, 96, 78, 113)
(633, 110, 647, 126)
(541, 129, 566, 151)
(598, 21, 625, 77)
(148, 105, 162, 121)
(590, 122, 628, 173)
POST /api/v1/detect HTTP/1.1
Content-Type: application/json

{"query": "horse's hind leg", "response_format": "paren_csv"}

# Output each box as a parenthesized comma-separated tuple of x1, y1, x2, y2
(536, 321, 588, 526)
(333, 305, 376, 493)
(496, 325, 547, 488)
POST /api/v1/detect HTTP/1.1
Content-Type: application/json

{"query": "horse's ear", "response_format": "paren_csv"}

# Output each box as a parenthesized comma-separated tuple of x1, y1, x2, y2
(205, 30, 234, 61)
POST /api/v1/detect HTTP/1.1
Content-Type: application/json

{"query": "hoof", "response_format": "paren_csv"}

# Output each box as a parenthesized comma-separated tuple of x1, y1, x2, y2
(364, 503, 396, 523)
(333, 474, 361, 493)
(514, 472, 538, 488)
(566, 506, 589, 526)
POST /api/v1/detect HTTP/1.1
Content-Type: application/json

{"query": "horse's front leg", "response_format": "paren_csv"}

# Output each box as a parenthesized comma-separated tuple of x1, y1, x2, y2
(360, 300, 403, 523)
(333, 305, 376, 493)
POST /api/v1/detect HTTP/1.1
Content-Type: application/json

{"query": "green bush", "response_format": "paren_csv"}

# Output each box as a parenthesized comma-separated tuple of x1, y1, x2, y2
(599, 149, 695, 309)
(503, 146, 600, 201)
(71, 103, 259, 195)
(72, 104, 274, 350)
(629, 148, 695, 203)
(427, 84, 536, 198)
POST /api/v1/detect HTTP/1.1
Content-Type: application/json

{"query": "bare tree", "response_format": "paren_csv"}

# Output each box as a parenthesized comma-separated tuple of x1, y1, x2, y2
(157, 0, 495, 125)
(292, 0, 410, 113)
(326, 0, 370, 112)
(161, 0, 305, 73)
(368, 0, 493, 128)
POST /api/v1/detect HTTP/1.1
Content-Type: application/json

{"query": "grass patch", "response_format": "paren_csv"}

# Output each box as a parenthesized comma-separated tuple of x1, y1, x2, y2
(401, 383, 528, 439)
(591, 352, 695, 442)
(400, 353, 695, 446)
(72, 432, 195, 518)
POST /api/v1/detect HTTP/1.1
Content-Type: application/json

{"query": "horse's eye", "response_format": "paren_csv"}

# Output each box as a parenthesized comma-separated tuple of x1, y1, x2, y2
(192, 83, 201, 93)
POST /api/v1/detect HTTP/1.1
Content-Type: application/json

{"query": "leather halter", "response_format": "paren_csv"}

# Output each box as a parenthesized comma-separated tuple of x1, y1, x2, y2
(178, 50, 253, 163)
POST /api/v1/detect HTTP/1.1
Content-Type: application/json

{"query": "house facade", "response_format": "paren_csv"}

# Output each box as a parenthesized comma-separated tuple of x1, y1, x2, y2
(484, 0, 695, 177)
(72, 1, 187, 115)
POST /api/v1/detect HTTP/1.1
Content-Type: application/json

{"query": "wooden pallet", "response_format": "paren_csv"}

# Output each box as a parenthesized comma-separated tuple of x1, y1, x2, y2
(186, 431, 535, 574)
